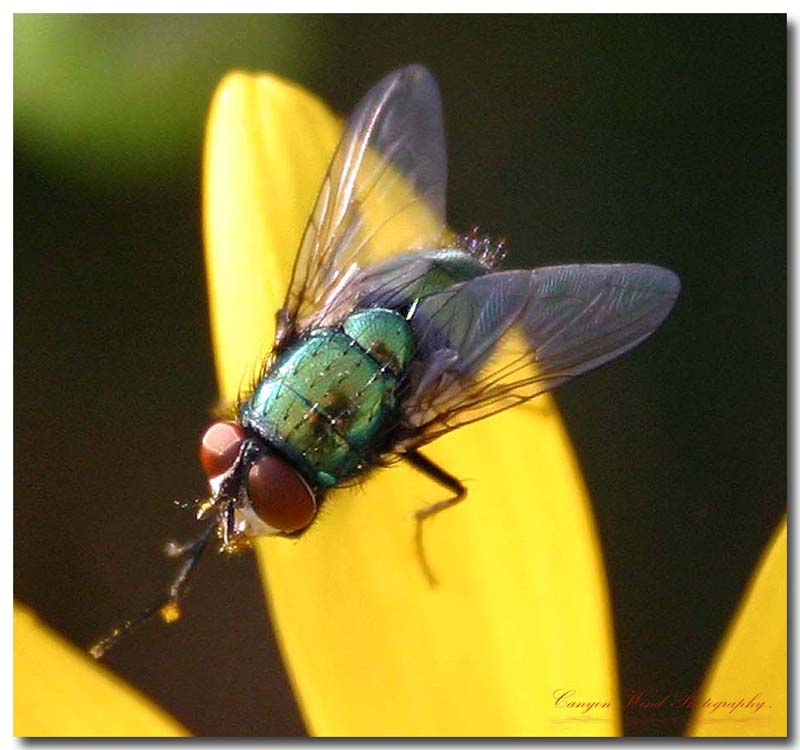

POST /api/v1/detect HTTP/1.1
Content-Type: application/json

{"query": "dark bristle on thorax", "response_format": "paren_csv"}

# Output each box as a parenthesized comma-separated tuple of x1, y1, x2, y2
(457, 226, 508, 269)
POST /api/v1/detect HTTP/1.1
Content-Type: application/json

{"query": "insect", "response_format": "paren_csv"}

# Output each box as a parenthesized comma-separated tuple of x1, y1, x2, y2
(91, 65, 679, 658)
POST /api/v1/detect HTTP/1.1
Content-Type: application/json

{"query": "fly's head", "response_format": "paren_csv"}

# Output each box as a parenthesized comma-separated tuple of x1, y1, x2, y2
(89, 421, 317, 660)
(199, 420, 318, 543)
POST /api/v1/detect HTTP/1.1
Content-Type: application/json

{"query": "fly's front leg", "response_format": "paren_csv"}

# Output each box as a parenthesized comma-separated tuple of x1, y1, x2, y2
(405, 449, 467, 586)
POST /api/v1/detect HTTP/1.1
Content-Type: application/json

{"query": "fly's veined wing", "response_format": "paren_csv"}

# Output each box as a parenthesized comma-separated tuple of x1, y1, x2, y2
(399, 264, 680, 447)
(276, 65, 447, 347)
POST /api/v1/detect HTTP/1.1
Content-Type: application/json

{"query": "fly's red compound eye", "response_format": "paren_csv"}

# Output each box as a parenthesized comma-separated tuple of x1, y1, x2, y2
(247, 454, 317, 533)
(199, 421, 245, 478)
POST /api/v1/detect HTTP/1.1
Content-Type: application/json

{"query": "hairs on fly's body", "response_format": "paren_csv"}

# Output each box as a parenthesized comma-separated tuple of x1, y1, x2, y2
(457, 226, 508, 270)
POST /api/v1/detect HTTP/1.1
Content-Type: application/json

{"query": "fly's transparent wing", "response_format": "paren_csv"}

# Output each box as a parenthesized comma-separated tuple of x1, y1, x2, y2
(276, 65, 447, 348)
(399, 263, 680, 447)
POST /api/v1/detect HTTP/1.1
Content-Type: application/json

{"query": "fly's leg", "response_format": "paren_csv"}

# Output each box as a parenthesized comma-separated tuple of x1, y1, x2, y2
(89, 520, 217, 659)
(405, 449, 467, 586)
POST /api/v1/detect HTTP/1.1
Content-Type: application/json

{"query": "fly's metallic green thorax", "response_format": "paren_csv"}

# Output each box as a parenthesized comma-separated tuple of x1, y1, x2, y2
(240, 249, 492, 488)
(343, 309, 414, 372)
(241, 308, 414, 488)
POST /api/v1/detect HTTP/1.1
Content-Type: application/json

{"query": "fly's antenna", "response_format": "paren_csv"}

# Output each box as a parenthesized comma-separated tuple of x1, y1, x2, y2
(89, 519, 218, 659)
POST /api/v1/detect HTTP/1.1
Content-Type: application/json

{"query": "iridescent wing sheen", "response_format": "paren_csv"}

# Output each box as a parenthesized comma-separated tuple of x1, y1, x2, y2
(275, 65, 447, 349)
(397, 263, 680, 448)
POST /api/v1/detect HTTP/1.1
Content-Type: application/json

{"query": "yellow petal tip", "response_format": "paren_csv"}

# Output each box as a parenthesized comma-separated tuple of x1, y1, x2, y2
(14, 603, 189, 737)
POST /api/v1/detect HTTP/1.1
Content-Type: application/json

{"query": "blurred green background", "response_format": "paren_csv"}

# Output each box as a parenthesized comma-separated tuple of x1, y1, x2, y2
(14, 14, 785, 737)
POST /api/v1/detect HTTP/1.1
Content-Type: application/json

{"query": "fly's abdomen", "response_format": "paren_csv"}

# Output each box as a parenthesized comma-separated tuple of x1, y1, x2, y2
(242, 311, 412, 487)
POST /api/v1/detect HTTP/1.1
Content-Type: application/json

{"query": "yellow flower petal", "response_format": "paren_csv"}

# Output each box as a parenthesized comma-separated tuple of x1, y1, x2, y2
(204, 70, 619, 736)
(14, 603, 188, 737)
(204, 71, 339, 399)
(687, 517, 786, 737)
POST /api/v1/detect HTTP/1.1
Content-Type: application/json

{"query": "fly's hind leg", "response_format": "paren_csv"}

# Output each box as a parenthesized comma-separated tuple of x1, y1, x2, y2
(405, 449, 467, 586)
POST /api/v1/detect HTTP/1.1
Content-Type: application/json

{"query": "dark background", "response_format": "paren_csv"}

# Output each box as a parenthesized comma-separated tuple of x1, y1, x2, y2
(14, 14, 786, 737)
